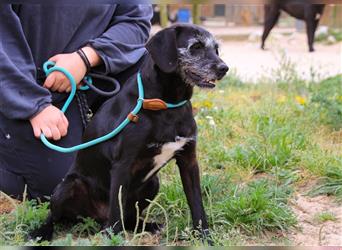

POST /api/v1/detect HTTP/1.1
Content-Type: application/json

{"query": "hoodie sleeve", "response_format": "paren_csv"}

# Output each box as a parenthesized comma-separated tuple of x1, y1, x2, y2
(0, 4, 51, 120)
(87, 4, 152, 75)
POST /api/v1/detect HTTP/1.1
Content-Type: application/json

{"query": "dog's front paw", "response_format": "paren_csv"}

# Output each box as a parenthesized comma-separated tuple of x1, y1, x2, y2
(29, 223, 54, 242)
(144, 222, 164, 234)
(200, 229, 214, 246)
(102, 222, 123, 236)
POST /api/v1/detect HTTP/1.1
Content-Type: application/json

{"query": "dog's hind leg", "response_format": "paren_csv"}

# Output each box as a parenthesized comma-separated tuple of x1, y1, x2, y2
(305, 10, 319, 52)
(176, 141, 212, 245)
(124, 175, 162, 233)
(29, 173, 95, 241)
(261, 4, 281, 50)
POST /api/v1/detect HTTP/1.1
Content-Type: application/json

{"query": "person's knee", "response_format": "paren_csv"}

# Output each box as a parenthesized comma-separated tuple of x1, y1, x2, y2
(0, 167, 26, 199)
(27, 164, 72, 199)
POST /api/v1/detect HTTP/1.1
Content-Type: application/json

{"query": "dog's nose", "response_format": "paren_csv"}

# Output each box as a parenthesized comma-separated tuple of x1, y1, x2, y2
(217, 63, 229, 75)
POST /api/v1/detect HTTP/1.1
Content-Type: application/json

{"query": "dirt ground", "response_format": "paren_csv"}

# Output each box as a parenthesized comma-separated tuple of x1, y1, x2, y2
(289, 194, 342, 246)
(0, 194, 18, 214)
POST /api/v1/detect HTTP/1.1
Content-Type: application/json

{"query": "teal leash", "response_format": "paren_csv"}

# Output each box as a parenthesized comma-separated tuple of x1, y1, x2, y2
(40, 61, 188, 153)
(166, 100, 188, 108)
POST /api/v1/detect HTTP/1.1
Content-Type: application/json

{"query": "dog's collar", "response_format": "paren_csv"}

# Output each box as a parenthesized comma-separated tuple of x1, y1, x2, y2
(137, 72, 188, 111)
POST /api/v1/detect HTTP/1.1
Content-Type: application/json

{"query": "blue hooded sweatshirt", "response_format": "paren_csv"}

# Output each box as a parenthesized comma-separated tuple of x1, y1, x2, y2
(0, 4, 152, 120)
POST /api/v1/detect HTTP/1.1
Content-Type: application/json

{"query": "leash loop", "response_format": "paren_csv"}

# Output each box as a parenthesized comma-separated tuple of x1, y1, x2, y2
(85, 73, 121, 96)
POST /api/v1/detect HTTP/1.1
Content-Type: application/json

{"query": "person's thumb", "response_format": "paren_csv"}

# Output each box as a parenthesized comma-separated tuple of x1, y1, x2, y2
(48, 54, 60, 62)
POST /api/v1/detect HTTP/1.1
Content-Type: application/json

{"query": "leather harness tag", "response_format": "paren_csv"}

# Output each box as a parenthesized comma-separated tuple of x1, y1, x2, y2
(143, 99, 168, 110)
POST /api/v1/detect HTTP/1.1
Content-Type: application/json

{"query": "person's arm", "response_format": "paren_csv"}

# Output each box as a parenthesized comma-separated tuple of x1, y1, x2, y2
(43, 5, 152, 93)
(0, 5, 51, 120)
(87, 4, 153, 74)
(0, 5, 68, 140)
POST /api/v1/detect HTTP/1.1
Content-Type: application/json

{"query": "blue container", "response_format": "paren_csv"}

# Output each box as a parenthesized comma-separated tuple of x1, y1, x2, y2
(177, 8, 191, 23)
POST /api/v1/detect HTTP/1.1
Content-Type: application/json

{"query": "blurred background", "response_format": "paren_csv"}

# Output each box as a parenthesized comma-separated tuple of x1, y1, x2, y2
(151, 4, 341, 81)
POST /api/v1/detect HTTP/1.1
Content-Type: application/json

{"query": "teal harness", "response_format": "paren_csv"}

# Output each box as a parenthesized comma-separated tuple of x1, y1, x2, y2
(40, 61, 188, 153)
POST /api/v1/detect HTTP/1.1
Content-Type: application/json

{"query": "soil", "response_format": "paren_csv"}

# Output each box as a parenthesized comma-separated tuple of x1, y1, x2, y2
(0, 194, 18, 214)
(289, 194, 342, 246)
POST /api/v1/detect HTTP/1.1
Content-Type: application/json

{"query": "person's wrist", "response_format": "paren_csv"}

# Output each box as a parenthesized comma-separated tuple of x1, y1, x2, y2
(81, 46, 102, 67)
(30, 103, 52, 121)
(71, 51, 87, 75)
(76, 49, 91, 74)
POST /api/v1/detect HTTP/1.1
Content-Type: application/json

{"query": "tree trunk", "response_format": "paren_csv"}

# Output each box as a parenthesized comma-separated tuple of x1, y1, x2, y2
(160, 4, 168, 28)
(192, 4, 201, 25)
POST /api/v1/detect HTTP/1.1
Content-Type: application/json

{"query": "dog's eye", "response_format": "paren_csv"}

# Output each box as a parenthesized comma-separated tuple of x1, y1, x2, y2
(190, 42, 204, 50)
(215, 45, 219, 55)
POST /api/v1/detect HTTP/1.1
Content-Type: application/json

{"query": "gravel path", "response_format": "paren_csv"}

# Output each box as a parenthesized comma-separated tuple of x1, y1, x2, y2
(217, 31, 341, 82)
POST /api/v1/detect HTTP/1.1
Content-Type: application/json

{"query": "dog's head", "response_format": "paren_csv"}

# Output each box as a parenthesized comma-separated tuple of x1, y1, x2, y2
(146, 24, 228, 88)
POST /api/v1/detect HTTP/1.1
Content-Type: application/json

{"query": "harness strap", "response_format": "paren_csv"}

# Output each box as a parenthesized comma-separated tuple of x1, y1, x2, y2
(143, 99, 168, 110)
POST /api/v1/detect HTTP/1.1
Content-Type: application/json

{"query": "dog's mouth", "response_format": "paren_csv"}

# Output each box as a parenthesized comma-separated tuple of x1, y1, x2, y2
(186, 71, 218, 89)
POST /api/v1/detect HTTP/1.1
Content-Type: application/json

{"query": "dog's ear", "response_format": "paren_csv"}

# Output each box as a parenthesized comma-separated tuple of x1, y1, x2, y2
(146, 27, 178, 73)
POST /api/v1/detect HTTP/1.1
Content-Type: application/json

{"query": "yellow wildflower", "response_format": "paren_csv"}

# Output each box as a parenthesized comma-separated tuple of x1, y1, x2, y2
(202, 100, 213, 109)
(295, 96, 307, 105)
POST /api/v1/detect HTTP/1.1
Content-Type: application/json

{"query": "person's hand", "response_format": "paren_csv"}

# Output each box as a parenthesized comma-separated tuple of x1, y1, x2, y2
(30, 105, 69, 141)
(43, 52, 87, 93)
(43, 47, 102, 93)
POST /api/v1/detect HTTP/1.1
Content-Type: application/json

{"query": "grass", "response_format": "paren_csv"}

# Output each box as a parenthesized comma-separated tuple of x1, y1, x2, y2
(0, 199, 49, 245)
(314, 212, 338, 224)
(315, 28, 342, 44)
(307, 165, 342, 202)
(0, 58, 341, 245)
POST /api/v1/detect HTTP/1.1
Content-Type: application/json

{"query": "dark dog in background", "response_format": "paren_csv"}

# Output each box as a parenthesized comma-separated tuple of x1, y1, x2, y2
(30, 24, 228, 243)
(261, 3, 325, 52)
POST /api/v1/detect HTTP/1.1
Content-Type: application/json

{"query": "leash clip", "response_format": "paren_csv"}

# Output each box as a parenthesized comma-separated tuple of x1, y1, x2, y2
(86, 109, 94, 122)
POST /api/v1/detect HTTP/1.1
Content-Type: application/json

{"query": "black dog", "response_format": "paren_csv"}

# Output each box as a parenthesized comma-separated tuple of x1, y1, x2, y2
(261, 3, 325, 52)
(31, 24, 228, 243)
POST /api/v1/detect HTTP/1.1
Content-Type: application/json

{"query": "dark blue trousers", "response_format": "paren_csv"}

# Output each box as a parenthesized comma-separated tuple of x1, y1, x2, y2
(0, 98, 84, 199)
(0, 55, 146, 199)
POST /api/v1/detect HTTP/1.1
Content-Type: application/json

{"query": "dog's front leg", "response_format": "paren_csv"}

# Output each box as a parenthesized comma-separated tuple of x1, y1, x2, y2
(106, 164, 131, 234)
(29, 212, 54, 241)
(175, 141, 212, 245)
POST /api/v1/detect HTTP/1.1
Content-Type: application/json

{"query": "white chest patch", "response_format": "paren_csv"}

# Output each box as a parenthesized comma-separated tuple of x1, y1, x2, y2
(316, 13, 321, 20)
(143, 137, 192, 182)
